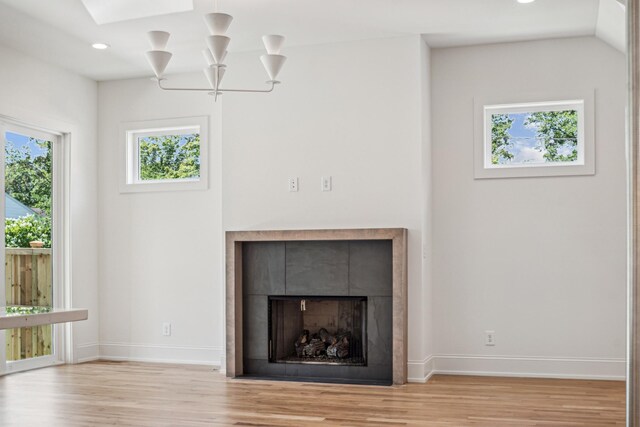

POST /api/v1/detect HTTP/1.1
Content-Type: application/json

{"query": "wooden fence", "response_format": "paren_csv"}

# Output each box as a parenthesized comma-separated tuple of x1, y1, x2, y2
(5, 248, 52, 361)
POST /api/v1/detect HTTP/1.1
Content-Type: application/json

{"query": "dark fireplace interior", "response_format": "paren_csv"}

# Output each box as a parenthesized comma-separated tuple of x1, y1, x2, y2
(269, 296, 367, 366)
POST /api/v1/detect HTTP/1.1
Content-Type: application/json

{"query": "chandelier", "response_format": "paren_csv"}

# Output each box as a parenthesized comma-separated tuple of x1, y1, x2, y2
(145, 11, 286, 101)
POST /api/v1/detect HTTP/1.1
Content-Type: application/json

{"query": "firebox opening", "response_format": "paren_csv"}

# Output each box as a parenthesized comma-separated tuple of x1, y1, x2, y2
(268, 296, 367, 366)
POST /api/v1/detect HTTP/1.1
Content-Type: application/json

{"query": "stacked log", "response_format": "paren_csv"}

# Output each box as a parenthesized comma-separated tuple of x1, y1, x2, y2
(327, 336, 349, 358)
(293, 328, 350, 359)
(294, 330, 310, 357)
(318, 328, 336, 346)
(302, 338, 325, 357)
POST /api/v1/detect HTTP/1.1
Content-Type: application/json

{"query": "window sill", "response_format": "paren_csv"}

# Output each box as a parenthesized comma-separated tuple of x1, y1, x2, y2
(0, 307, 88, 330)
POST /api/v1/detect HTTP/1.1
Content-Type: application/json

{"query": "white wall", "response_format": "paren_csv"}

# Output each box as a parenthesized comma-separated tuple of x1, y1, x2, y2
(431, 37, 627, 379)
(97, 34, 626, 381)
(97, 79, 224, 364)
(97, 35, 430, 374)
(0, 45, 99, 362)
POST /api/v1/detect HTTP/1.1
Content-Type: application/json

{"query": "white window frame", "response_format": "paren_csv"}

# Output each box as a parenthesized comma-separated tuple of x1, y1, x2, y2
(0, 119, 68, 375)
(474, 91, 595, 179)
(120, 116, 209, 193)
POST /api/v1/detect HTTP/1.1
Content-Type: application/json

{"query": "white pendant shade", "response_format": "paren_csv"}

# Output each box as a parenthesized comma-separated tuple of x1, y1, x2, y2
(146, 50, 172, 78)
(203, 66, 227, 89)
(217, 67, 226, 85)
(206, 35, 230, 64)
(147, 31, 170, 50)
(262, 35, 285, 55)
(204, 13, 233, 35)
(202, 49, 215, 66)
(203, 67, 216, 88)
(260, 54, 286, 80)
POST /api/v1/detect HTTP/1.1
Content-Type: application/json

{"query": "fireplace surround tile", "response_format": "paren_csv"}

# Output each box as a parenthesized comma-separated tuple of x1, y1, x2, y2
(226, 228, 408, 385)
(242, 295, 268, 360)
(285, 241, 349, 296)
(244, 358, 286, 376)
(367, 296, 393, 366)
(243, 242, 285, 296)
(349, 240, 393, 297)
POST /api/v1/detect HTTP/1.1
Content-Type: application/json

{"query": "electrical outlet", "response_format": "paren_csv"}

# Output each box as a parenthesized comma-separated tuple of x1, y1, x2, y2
(321, 176, 332, 192)
(288, 177, 299, 192)
(485, 330, 495, 346)
(162, 322, 171, 336)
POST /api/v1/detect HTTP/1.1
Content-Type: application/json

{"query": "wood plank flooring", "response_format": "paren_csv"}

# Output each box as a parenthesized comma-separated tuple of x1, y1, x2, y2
(0, 361, 626, 426)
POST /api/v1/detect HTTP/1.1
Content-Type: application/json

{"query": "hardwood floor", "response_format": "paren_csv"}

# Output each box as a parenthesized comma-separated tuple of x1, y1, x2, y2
(0, 361, 626, 426)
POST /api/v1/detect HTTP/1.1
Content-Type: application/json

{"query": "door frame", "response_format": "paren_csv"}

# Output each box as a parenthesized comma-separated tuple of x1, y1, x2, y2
(0, 116, 70, 374)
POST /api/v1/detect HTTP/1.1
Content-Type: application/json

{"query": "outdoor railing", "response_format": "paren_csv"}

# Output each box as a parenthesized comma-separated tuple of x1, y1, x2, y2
(5, 247, 52, 361)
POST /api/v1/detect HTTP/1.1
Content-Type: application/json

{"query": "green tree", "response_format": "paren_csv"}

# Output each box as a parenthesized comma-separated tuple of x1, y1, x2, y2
(5, 139, 52, 214)
(491, 114, 515, 165)
(139, 134, 200, 180)
(525, 110, 578, 162)
(5, 215, 51, 248)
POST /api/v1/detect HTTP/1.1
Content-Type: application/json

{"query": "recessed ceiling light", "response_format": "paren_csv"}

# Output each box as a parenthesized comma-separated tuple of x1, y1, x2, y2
(92, 43, 110, 50)
(517, 0, 535, 3)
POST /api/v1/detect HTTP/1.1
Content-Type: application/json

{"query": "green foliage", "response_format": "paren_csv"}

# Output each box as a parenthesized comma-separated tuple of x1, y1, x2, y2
(139, 134, 200, 180)
(491, 114, 515, 165)
(5, 215, 51, 248)
(524, 110, 578, 162)
(6, 305, 51, 315)
(5, 139, 52, 214)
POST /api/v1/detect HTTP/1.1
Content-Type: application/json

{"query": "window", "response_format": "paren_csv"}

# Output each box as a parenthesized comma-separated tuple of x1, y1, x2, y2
(474, 93, 594, 179)
(120, 116, 208, 192)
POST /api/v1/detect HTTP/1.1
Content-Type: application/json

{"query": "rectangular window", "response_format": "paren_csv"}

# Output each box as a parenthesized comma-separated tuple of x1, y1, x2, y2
(474, 93, 595, 179)
(485, 100, 584, 168)
(120, 116, 208, 192)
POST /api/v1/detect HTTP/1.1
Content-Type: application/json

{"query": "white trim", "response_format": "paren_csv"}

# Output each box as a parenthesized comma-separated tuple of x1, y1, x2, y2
(60, 133, 73, 363)
(4, 355, 61, 375)
(99, 342, 224, 367)
(474, 91, 596, 179)
(407, 355, 434, 383)
(0, 119, 70, 372)
(75, 342, 100, 363)
(0, 121, 6, 374)
(119, 116, 209, 193)
(431, 354, 625, 381)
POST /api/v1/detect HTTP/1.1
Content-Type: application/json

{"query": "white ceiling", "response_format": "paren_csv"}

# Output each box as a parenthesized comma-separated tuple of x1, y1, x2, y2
(0, 0, 625, 81)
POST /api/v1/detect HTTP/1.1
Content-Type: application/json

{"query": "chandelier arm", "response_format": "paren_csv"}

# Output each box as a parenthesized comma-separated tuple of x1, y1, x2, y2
(157, 79, 277, 94)
(217, 82, 276, 93)
(157, 79, 213, 92)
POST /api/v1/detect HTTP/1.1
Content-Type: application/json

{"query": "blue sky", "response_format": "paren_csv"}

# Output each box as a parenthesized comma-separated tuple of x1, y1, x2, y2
(5, 131, 49, 158)
(503, 113, 545, 164)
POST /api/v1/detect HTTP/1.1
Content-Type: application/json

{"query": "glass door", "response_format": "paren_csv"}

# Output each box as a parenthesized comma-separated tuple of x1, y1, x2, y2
(1, 121, 61, 373)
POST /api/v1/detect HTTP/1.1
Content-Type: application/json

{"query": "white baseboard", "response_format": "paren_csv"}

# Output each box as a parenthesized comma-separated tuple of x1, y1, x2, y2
(99, 342, 223, 367)
(407, 355, 434, 383)
(75, 343, 100, 363)
(431, 354, 626, 381)
(90, 344, 625, 382)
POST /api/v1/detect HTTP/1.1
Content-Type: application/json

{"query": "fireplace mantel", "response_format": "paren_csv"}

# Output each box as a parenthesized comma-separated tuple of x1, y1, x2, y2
(225, 228, 408, 385)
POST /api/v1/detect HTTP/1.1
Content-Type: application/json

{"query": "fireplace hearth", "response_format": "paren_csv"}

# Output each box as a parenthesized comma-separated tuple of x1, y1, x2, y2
(226, 229, 408, 385)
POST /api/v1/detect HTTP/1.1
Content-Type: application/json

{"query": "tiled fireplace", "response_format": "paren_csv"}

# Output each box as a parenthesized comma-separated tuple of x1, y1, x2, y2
(225, 229, 407, 385)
